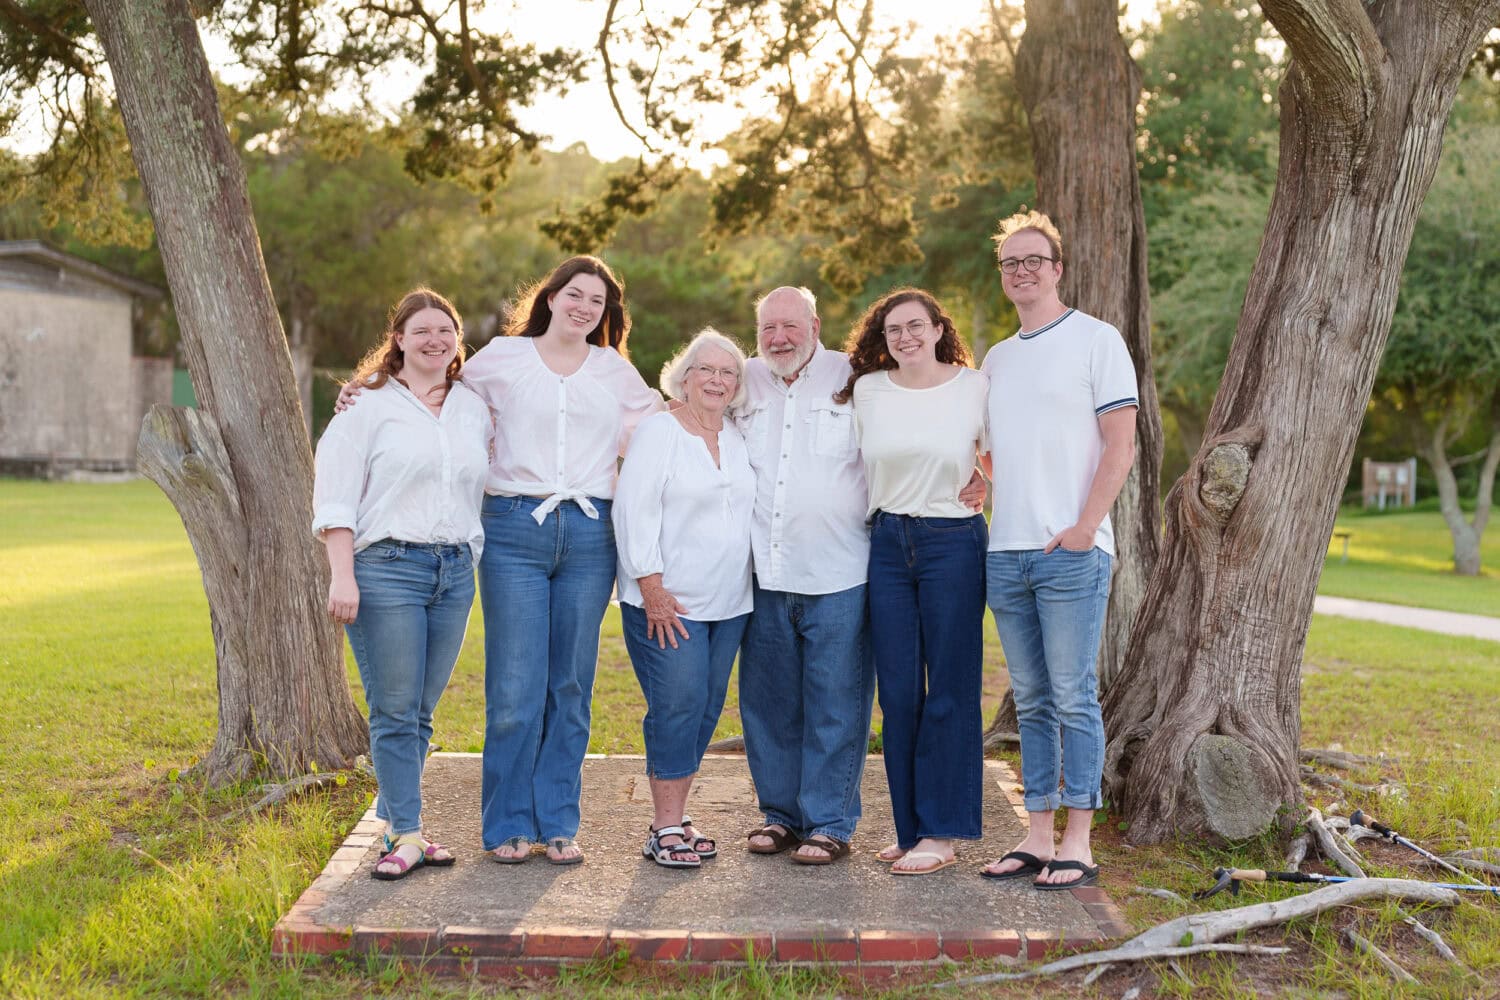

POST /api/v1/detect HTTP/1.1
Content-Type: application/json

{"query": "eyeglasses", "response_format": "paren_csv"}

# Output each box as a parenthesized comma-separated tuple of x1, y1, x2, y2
(690, 364, 740, 382)
(999, 254, 1057, 274)
(883, 319, 933, 340)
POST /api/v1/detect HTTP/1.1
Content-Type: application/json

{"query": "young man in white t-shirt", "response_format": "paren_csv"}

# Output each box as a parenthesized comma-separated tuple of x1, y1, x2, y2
(979, 211, 1138, 891)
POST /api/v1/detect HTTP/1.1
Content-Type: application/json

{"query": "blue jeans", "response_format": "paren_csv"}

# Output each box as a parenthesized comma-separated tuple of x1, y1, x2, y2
(867, 512, 987, 849)
(738, 581, 874, 843)
(478, 495, 617, 848)
(620, 604, 748, 779)
(987, 547, 1111, 812)
(344, 540, 475, 837)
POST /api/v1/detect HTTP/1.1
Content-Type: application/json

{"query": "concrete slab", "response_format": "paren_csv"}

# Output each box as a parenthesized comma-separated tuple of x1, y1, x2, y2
(276, 754, 1127, 979)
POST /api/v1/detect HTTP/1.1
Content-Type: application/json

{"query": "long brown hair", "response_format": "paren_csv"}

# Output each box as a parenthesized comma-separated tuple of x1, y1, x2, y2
(351, 287, 464, 399)
(507, 255, 631, 358)
(833, 288, 971, 403)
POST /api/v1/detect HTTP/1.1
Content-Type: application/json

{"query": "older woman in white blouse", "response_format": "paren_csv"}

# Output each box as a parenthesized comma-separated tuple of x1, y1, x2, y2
(613, 329, 755, 869)
(314, 288, 492, 881)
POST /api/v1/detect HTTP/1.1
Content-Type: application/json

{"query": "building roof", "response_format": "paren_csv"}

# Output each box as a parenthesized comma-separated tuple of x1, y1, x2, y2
(0, 240, 165, 300)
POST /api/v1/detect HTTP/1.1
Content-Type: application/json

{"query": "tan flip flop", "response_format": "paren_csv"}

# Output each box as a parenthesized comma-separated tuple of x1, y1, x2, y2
(890, 850, 958, 875)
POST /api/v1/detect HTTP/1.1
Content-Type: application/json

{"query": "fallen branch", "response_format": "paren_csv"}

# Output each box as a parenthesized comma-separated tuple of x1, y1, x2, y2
(1131, 887, 1186, 904)
(1402, 915, 1462, 965)
(939, 943, 1289, 986)
(1284, 834, 1310, 873)
(941, 880, 1457, 988)
(704, 735, 746, 752)
(242, 772, 344, 815)
(1300, 765, 1386, 797)
(1300, 747, 1382, 770)
(1080, 962, 1112, 986)
(1345, 824, 1381, 844)
(1343, 928, 1418, 985)
(1306, 808, 1366, 878)
(1438, 856, 1500, 878)
(1451, 847, 1500, 863)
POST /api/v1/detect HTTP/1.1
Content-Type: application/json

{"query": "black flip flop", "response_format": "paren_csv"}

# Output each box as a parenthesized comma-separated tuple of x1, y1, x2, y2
(1034, 859, 1099, 891)
(980, 850, 1049, 881)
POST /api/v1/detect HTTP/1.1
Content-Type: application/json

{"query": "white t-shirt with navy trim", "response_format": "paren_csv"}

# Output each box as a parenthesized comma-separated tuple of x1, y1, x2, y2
(981, 308, 1138, 555)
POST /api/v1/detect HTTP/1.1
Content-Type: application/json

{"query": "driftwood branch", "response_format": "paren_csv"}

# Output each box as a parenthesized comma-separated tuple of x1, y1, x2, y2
(1343, 928, 1418, 985)
(1402, 916, 1462, 965)
(1451, 847, 1500, 863)
(1437, 856, 1500, 877)
(943, 880, 1458, 988)
(941, 943, 1289, 987)
(242, 772, 344, 815)
(1306, 808, 1366, 877)
(1284, 834, 1310, 872)
(1300, 747, 1381, 771)
(982, 730, 1022, 750)
(1132, 887, 1186, 904)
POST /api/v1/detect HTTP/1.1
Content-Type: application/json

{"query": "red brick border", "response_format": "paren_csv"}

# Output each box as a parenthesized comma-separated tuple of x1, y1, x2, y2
(272, 764, 1133, 981)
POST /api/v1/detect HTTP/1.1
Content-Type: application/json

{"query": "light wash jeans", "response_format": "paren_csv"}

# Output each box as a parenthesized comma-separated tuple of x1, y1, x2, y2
(344, 539, 475, 837)
(620, 604, 748, 780)
(738, 581, 874, 843)
(478, 495, 617, 849)
(868, 512, 987, 850)
(986, 546, 1112, 812)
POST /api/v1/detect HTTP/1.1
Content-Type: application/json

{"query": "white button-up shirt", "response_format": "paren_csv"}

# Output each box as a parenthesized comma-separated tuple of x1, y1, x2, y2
(613, 412, 755, 620)
(462, 336, 664, 524)
(312, 379, 493, 561)
(732, 345, 869, 595)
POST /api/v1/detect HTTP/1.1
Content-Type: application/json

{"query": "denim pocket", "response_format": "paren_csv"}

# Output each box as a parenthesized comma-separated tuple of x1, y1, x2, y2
(482, 494, 523, 517)
(358, 540, 404, 561)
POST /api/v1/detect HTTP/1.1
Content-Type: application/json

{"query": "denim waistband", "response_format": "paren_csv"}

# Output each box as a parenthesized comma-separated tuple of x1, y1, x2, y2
(364, 538, 470, 556)
(871, 510, 984, 526)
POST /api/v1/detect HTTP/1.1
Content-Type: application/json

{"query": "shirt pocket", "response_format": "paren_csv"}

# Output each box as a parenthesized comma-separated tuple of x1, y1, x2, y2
(737, 403, 771, 462)
(810, 401, 857, 458)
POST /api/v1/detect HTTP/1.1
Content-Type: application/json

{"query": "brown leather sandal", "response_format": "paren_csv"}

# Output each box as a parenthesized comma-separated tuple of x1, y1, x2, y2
(790, 834, 850, 866)
(746, 824, 801, 855)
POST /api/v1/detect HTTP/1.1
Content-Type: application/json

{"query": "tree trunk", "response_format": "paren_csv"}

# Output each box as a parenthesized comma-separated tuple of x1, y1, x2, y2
(1102, 0, 1500, 844)
(85, 0, 367, 783)
(1418, 419, 1483, 576)
(1016, 0, 1164, 695)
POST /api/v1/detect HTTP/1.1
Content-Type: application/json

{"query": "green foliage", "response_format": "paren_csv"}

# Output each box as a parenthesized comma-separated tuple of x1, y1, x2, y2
(1135, 0, 1280, 207)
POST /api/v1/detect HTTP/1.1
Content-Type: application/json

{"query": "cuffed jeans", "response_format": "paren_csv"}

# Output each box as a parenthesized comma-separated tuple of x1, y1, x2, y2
(478, 494, 616, 849)
(868, 512, 987, 850)
(738, 581, 874, 843)
(621, 604, 748, 780)
(986, 546, 1111, 812)
(344, 539, 475, 837)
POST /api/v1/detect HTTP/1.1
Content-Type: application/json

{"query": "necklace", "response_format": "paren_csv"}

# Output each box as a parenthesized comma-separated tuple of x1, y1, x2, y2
(678, 403, 723, 436)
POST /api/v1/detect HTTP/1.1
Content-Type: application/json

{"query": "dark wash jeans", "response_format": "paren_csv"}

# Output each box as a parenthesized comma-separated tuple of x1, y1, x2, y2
(867, 511, 987, 850)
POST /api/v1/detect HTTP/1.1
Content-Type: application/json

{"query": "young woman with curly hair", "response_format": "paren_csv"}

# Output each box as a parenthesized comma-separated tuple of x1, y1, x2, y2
(836, 288, 990, 877)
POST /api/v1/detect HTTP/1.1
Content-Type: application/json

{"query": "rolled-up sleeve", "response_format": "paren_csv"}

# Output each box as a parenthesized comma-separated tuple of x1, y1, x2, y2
(311, 417, 365, 540)
(612, 417, 672, 581)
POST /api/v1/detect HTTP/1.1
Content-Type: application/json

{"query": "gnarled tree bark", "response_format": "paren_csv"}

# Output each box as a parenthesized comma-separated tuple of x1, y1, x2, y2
(1015, 0, 1164, 693)
(85, 0, 367, 782)
(1102, 0, 1500, 843)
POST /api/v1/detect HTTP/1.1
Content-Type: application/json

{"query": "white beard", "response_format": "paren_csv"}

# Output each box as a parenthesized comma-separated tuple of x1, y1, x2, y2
(762, 340, 815, 379)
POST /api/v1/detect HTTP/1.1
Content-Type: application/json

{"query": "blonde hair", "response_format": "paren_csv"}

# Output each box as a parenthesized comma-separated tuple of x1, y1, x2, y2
(992, 209, 1064, 264)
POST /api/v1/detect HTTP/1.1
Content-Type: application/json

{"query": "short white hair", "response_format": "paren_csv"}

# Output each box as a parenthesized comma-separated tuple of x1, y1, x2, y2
(755, 285, 818, 323)
(659, 328, 749, 409)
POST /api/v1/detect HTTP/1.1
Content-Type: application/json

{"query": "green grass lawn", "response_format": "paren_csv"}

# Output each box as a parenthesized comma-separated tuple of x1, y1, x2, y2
(2, 479, 1496, 998)
(1319, 503, 1500, 616)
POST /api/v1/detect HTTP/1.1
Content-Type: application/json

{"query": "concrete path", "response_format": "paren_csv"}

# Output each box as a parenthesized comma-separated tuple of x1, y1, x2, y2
(1314, 595, 1500, 642)
(274, 754, 1128, 981)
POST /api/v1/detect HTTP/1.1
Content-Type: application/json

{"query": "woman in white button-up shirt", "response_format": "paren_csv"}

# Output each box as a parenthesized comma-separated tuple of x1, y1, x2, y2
(313, 289, 492, 881)
(461, 256, 663, 866)
(613, 329, 754, 869)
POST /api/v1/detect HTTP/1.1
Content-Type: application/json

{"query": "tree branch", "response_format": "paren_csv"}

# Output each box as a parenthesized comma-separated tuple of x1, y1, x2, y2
(1260, 0, 1382, 120)
(597, 0, 659, 152)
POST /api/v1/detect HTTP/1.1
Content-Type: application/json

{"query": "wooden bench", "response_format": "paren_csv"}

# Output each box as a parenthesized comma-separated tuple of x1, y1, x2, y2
(1331, 529, 1352, 563)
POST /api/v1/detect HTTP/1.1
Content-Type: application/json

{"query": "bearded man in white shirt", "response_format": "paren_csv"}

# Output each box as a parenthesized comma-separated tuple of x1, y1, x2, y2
(734, 286, 875, 864)
(736, 287, 988, 864)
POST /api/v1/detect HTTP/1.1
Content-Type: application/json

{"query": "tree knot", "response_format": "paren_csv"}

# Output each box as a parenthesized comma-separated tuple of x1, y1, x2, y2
(1199, 443, 1252, 525)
